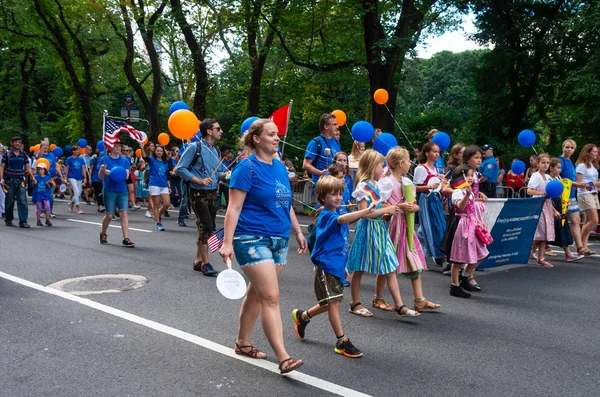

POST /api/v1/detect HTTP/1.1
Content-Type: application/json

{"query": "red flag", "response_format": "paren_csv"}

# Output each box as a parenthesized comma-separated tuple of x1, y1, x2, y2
(269, 104, 290, 136)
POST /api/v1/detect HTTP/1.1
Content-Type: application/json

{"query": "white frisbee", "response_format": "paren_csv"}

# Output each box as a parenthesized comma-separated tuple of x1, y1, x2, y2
(59, 184, 67, 193)
(216, 259, 247, 300)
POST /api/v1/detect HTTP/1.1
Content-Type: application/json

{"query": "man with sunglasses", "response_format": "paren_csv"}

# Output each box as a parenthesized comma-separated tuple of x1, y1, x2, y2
(175, 118, 228, 276)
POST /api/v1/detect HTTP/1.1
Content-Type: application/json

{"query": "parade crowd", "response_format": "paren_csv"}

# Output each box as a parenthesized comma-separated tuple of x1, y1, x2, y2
(1, 114, 599, 374)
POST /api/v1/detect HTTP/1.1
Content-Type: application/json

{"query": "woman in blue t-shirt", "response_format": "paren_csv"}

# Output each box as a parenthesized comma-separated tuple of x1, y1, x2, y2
(219, 119, 307, 375)
(64, 146, 87, 214)
(559, 139, 584, 252)
(145, 145, 171, 231)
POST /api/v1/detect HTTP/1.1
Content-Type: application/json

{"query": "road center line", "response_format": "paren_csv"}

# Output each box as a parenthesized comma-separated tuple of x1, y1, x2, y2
(66, 219, 152, 233)
(0, 271, 371, 397)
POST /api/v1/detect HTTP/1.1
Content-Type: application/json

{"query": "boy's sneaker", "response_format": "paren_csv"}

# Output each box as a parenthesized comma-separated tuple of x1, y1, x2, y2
(145, 211, 153, 218)
(200, 263, 218, 276)
(156, 223, 165, 231)
(178, 220, 187, 227)
(45, 219, 52, 227)
(292, 309, 310, 340)
(335, 338, 363, 358)
(132, 205, 141, 210)
(50, 213, 56, 218)
(36, 220, 43, 227)
(449, 284, 471, 298)
(122, 238, 135, 248)
(442, 262, 451, 275)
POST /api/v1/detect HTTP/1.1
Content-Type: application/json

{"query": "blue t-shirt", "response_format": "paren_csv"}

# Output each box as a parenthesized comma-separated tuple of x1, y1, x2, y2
(434, 156, 445, 175)
(559, 156, 577, 198)
(2, 150, 29, 179)
(33, 175, 51, 202)
(90, 157, 102, 183)
(148, 157, 169, 187)
(337, 176, 353, 216)
(311, 209, 349, 282)
(479, 156, 499, 182)
(65, 156, 84, 180)
(230, 155, 292, 238)
(304, 135, 341, 185)
(103, 155, 130, 193)
(41, 152, 57, 178)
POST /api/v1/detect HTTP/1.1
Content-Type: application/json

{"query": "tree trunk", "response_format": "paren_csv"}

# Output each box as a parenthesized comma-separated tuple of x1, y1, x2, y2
(19, 50, 34, 147)
(170, 0, 208, 119)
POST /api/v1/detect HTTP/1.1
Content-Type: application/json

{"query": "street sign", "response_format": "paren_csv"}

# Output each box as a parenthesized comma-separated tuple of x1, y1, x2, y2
(120, 106, 128, 118)
(129, 106, 140, 121)
(124, 93, 134, 106)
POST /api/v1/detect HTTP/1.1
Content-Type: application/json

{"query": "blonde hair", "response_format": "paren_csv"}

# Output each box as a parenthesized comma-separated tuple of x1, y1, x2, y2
(350, 141, 364, 160)
(240, 119, 274, 151)
(356, 149, 384, 184)
(427, 128, 439, 140)
(562, 139, 577, 150)
(537, 153, 551, 162)
(315, 175, 344, 204)
(386, 147, 409, 170)
(448, 143, 465, 167)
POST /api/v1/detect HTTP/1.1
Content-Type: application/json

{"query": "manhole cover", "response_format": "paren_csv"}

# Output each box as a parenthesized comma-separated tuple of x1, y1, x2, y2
(47, 274, 148, 296)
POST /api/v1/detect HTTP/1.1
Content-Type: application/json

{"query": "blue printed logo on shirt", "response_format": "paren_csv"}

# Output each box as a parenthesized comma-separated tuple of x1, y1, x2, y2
(275, 180, 291, 208)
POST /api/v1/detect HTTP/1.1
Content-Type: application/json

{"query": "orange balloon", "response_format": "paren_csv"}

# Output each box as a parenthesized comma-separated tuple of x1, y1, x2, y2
(168, 109, 200, 140)
(36, 158, 50, 169)
(373, 88, 389, 105)
(49, 144, 57, 150)
(135, 149, 142, 158)
(142, 136, 149, 145)
(29, 146, 34, 152)
(34, 144, 41, 152)
(331, 110, 347, 127)
(158, 133, 170, 146)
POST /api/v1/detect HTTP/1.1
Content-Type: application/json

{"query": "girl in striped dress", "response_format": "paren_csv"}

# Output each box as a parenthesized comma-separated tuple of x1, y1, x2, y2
(347, 150, 420, 318)
(378, 147, 440, 311)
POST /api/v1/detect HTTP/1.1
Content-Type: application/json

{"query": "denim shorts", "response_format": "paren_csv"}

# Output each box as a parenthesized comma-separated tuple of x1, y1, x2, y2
(233, 235, 289, 268)
(104, 191, 128, 214)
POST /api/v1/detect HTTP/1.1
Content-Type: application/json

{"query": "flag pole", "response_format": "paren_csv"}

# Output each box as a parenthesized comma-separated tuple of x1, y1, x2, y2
(102, 110, 108, 165)
(280, 99, 293, 157)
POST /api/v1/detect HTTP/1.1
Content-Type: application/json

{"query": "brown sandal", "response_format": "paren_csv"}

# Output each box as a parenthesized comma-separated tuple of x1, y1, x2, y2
(234, 343, 267, 359)
(414, 299, 441, 311)
(372, 297, 395, 311)
(278, 357, 304, 374)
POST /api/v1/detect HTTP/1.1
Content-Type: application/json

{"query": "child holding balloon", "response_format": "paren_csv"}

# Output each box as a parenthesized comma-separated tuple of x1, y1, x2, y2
(526, 153, 556, 267)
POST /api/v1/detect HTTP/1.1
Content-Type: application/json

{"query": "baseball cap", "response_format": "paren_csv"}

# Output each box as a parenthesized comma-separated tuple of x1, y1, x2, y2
(36, 162, 47, 169)
(482, 144, 494, 151)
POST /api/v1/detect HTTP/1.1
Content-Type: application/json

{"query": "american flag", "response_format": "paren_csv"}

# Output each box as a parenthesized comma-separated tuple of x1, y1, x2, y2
(207, 228, 225, 252)
(104, 117, 147, 150)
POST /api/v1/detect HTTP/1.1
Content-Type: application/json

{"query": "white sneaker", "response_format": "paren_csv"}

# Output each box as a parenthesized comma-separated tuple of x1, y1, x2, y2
(145, 211, 153, 218)
(566, 254, 583, 262)
(132, 205, 141, 210)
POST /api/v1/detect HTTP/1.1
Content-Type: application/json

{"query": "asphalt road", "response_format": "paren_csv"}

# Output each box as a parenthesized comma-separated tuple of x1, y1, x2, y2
(1, 200, 599, 397)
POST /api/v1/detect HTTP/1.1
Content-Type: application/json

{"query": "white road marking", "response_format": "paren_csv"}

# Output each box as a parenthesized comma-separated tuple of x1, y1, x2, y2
(0, 271, 371, 397)
(66, 219, 152, 233)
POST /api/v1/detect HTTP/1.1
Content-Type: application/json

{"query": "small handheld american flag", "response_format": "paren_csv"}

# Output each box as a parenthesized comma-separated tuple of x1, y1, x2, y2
(208, 228, 225, 252)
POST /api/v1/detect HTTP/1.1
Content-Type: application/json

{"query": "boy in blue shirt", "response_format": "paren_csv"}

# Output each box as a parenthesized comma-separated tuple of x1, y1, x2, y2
(291, 176, 377, 359)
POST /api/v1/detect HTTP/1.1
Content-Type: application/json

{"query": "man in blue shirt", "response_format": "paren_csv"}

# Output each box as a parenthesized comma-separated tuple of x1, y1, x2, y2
(98, 141, 135, 247)
(478, 144, 499, 198)
(0, 136, 35, 227)
(303, 113, 341, 186)
(175, 118, 228, 276)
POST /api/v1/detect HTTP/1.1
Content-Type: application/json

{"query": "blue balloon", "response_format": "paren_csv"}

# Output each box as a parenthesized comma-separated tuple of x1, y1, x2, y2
(97, 140, 105, 152)
(546, 180, 564, 198)
(108, 166, 127, 182)
(511, 159, 526, 175)
(53, 147, 63, 157)
(78, 138, 87, 148)
(518, 129, 536, 147)
(351, 121, 375, 143)
(241, 116, 260, 135)
(373, 132, 398, 156)
(65, 145, 72, 153)
(432, 132, 451, 151)
(190, 130, 201, 142)
(170, 101, 190, 114)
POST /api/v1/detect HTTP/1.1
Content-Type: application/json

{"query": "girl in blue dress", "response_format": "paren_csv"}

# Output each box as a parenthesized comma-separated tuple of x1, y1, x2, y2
(347, 150, 420, 318)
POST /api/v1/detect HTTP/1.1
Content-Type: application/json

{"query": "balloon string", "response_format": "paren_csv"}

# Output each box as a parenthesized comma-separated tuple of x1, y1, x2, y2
(383, 104, 415, 151)
(532, 146, 538, 155)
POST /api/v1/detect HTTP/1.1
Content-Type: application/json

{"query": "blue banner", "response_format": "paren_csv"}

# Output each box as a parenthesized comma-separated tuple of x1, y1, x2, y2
(478, 197, 546, 269)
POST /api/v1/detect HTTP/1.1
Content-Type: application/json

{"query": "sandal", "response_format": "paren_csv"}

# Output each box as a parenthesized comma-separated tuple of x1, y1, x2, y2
(577, 247, 594, 256)
(394, 304, 420, 317)
(413, 299, 440, 311)
(537, 260, 554, 268)
(234, 342, 267, 359)
(545, 250, 557, 257)
(372, 297, 395, 311)
(349, 302, 373, 317)
(278, 357, 304, 374)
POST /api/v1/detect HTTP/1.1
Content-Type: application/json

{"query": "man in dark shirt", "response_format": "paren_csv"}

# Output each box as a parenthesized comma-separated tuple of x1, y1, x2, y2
(0, 136, 35, 227)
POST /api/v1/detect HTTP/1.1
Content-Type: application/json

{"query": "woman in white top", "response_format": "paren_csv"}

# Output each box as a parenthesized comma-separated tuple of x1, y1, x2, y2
(575, 144, 600, 255)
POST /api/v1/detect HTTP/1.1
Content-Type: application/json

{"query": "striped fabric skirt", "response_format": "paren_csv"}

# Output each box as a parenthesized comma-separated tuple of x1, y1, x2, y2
(416, 192, 447, 259)
(347, 218, 399, 275)
(389, 213, 427, 274)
